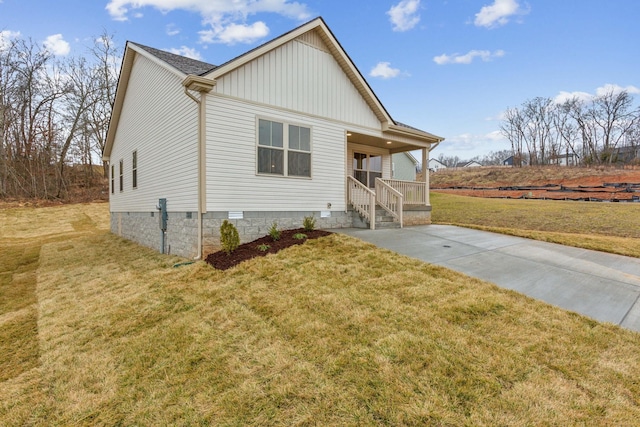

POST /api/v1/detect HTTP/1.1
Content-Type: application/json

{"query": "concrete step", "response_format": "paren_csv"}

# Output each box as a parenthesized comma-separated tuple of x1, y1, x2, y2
(349, 205, 401, 229)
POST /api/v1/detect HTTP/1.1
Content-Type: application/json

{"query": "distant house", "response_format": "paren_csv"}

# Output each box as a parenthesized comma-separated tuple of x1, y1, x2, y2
(392, 152, 419, 181)
(428, 158, 447, 172)
(613, 146, 640, 164)
(456, 160, 482, 168)
(502, 155, 528, 167)
(103, 17, 444, 258)
(549, 153, 579, 166)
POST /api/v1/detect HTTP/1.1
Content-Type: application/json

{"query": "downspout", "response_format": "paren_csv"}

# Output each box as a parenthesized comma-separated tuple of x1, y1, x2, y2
(182, 75, 215, 259)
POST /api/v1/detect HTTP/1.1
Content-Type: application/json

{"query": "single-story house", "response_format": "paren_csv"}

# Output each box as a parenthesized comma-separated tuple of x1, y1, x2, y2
(549, 153, 579, 166)
(502, 155, 528, 167)
(456, 161, 482, 168)
(392, 151, 419, 181)
(103, 17, 444, 258)
(428, 158, 447, 172)
(612, 146, 640, 164)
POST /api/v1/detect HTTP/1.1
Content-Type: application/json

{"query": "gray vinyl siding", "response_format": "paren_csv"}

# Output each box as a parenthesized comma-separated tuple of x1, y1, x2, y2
(109, 54, 198, 212)
(205, 94, 347, 212)
(392, 153, 417, 181)
(215, 37, 381, 130)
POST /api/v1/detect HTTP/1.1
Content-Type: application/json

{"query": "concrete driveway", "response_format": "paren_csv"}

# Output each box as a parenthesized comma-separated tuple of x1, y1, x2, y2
(338, 225, 640, 333)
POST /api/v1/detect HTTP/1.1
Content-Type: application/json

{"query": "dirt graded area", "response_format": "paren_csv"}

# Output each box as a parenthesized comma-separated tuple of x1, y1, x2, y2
(205, 228, 332, 270)
(430, 166, 640, 201)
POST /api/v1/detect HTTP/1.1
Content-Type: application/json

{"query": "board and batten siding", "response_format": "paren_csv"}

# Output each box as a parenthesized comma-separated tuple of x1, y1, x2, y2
(214, 34, 381, 130)
(205, 94, 346, 212)
(109, 54, 199, 212)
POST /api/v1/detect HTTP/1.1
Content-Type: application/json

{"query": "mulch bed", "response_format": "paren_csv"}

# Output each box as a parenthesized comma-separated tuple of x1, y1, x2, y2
(205, 228, 333, 270)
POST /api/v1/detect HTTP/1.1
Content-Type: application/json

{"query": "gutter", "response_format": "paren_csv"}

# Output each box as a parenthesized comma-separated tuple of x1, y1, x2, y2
(182, 75, 216, 259)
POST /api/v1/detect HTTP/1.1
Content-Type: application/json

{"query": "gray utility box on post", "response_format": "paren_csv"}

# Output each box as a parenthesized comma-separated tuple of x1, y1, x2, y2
(157, 198, 167, 253)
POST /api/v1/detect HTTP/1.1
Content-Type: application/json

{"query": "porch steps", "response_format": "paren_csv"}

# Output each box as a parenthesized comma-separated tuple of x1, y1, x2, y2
(375, 207, 401, 229)
(350, 206, 401, 229)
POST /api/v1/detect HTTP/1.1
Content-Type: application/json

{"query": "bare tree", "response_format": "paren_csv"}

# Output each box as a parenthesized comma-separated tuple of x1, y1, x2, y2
(500, 107, 526, 166)
(0, 32, 119, 200)
(86, 32, 119, 176)
(588, 89, 638, 163)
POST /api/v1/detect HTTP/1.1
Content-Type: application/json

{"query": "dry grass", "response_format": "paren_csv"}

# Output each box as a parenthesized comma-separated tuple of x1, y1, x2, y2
(2, 202, 640, 425)
(431, 192, 640, 258)
(430, 165, 640, 188)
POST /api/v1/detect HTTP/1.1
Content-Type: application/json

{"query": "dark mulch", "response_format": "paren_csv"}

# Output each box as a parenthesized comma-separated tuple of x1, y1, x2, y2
(205, 228, 333, 270)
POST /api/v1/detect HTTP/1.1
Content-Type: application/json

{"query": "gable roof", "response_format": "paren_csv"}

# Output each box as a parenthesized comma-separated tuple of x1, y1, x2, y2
(131, 43, 217, 75)
(104, 17, 443, 160)
(206, 17, 395, 125)
(401, 151, 418, 165)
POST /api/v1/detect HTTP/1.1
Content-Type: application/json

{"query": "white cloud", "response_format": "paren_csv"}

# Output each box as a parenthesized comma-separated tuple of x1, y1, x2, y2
(474, 0, 528, 29)
(369, 62, 401, 79)
(553, 90, 593, 104)
(43, 34, 71, 56)
(553, 84, 640, 105)
(199, 21, 269, 45)
(168, 46, 203, 60)
(0, 30, 20, 51)
(387, 0, 421, 32)
(595, 83, 640, 97)
(106, 0, 310, 44)
(433, 49, 505, 65)
(443, 131, 510, 156)
(166, 23, 180, 36)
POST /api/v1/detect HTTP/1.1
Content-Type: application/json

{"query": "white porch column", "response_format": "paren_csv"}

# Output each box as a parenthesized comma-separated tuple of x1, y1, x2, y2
(422, 147, 429, 205)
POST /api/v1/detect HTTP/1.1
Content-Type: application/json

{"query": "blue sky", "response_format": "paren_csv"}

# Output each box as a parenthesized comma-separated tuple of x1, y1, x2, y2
(2, 0, 639, 159)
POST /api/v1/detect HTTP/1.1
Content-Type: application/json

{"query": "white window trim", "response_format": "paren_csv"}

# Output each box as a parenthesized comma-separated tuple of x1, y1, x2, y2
(256, 117, 313, 179)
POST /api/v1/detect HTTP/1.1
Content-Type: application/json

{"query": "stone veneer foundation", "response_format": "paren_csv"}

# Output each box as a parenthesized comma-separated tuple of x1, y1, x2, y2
(111, 206, 431, 258)
(111, 210, 354, 258)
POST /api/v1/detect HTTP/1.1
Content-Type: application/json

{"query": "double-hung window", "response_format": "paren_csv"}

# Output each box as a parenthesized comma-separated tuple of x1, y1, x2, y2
(288, 125, 311, 177)
(132, 151, 138, 189)
(119, 160, 123, 192)
(258, 118, 311, 178)
(258, 119, 284, 175)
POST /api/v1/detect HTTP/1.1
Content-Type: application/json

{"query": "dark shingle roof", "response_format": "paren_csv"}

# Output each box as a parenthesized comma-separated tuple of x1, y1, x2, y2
(130, 42, 217, 75)
(395, 121, 426, 133)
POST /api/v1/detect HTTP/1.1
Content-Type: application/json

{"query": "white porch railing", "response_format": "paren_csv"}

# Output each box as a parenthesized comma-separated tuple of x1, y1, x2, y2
(375, 178, 403, 228)
(380, 179, 428, 205)
(347, 176, 376, 230)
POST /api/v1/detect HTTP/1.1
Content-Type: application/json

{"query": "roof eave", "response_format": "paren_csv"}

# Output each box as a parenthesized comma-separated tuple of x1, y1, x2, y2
(103, 42, 138, 161)
(383, 122, 445, 144)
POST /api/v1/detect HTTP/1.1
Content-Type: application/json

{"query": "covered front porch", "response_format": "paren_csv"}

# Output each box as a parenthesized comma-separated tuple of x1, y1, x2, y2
(345, 126, 442, 229)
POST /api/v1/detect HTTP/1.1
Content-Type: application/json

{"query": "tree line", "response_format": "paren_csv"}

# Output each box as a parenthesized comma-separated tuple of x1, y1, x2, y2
(500, 89, 640, 167)
(436, 149, 513, 168)
(0, 33, 118, 200)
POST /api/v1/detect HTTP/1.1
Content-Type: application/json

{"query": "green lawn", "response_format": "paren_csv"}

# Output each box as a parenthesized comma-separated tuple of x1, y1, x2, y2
(431, 192, 640, 258)
(1, 202, 639, 425)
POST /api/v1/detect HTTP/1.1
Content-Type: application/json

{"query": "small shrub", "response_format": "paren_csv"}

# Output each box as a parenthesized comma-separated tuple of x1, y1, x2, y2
(257, 243, 270, 252)
(268, 222, 281, 241)
(293, 233, 307, 240)
(220, 220, 240, 255)
(303, 215, 316, 232)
